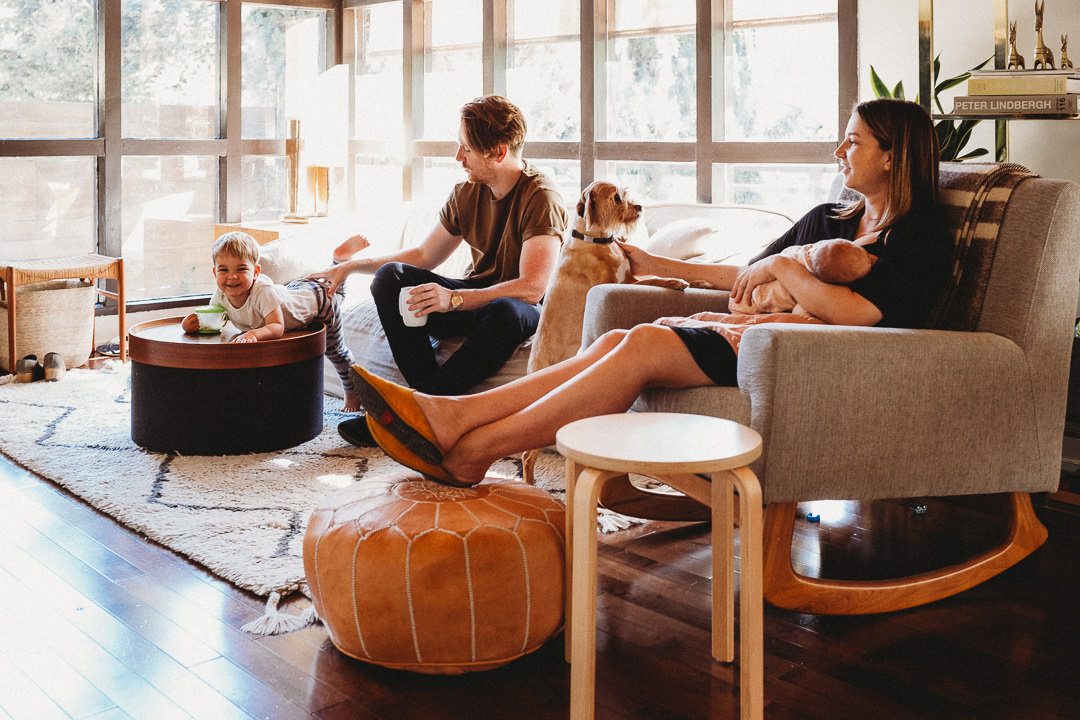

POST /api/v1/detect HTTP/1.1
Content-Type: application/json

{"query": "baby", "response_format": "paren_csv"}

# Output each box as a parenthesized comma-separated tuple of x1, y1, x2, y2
(181, 231, 359, 411)
(728, 238, 876, 316)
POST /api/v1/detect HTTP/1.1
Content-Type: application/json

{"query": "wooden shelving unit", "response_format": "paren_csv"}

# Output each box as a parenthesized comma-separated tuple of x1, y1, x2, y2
(918, 0, 1079, 160)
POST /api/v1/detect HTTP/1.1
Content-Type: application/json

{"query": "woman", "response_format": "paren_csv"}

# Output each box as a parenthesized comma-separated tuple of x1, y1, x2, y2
(352, 98, 954, 487)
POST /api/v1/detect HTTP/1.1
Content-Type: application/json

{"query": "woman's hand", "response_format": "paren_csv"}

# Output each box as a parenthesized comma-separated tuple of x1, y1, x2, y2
(616, 240, 662, 277)
(731, 255, 784, 304)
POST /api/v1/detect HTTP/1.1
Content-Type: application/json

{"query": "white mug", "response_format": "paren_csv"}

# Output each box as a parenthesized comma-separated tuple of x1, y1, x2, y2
(399, 286, 428, 327)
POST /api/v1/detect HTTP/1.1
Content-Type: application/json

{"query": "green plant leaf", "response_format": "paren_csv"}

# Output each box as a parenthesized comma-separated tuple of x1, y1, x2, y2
(955, 148, 990, 160)
(870, 54, 990, 162)
(870, 66, 891, 98)
(935, 74, 970, 95)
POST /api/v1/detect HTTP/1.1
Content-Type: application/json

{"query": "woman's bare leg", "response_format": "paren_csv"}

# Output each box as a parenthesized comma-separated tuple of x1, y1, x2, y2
(437, 324, 716, 484)
(416, 329, 629, 449)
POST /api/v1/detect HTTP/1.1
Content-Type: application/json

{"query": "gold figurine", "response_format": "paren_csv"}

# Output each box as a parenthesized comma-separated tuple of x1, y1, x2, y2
(1062, 34, 1073, 69)
(1009, 21, 1026, 68)
(1033, 0, 1056, 69)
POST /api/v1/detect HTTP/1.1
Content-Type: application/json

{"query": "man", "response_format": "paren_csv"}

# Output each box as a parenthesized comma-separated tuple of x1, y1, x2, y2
(310, 95, 568, 447)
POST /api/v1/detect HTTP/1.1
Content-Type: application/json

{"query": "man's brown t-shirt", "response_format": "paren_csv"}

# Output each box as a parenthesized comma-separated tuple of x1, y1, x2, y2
(438, 161, 568, 285)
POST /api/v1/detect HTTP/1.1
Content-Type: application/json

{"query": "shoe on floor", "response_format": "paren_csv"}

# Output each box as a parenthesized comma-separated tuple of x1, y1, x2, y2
(43, 352, 65, 381)
(338, 416, 376, 447)
(15, 355, 41, 383)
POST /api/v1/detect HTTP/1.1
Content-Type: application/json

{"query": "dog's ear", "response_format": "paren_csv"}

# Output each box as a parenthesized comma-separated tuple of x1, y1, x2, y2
(576, 196, 587, 219)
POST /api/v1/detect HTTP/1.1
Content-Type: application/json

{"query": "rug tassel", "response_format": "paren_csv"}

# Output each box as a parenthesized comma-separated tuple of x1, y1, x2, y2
(300, 604, 320, 625)
(597, 508, 635, 533)
(241, 592, 314, 636)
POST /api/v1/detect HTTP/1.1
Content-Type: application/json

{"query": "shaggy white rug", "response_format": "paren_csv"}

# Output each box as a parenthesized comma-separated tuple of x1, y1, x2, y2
(0, 364, 639, 611)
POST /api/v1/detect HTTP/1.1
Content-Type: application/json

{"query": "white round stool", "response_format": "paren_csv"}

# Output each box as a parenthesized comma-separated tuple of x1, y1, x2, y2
(556, 412, 763, 720)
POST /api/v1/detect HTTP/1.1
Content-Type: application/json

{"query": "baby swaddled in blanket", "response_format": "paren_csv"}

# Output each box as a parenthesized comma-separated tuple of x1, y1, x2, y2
(657, 238, 876, 354)
(727, 238, 876, 315)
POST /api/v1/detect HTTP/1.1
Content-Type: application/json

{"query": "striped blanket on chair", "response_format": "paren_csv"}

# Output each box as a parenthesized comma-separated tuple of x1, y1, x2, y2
(929, 161, 1038, 331)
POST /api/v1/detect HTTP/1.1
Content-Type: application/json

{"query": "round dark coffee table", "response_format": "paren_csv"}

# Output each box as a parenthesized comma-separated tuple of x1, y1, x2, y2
(128, 317, 326, 454)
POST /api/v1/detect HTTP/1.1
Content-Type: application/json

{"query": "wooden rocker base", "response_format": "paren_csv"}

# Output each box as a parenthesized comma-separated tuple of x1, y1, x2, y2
(598, 472, 711, 522)
(598, 482, 1048, 616)
(762, 492, 1048, 615)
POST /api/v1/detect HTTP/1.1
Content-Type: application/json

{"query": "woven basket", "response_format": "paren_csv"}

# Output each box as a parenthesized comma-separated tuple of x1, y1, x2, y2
(1, 279, 95, 372)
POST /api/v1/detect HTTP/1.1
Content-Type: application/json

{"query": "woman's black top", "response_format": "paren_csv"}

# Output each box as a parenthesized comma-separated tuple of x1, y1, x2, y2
(748, 201, 953, 329)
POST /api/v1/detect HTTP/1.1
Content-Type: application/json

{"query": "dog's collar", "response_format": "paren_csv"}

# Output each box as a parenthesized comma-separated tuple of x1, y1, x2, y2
(572, 228, 615, 244)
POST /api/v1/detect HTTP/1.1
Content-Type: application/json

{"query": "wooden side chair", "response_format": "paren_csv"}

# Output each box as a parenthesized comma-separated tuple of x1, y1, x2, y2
(1, 254, 126, 373)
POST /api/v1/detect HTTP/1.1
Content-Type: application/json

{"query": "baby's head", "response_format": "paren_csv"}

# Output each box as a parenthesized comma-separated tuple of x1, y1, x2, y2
(809, 239, 875, 285)
(212, 231, 261, 267)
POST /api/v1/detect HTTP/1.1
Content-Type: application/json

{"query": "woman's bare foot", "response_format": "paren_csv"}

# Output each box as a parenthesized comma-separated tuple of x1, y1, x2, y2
(332, 233, 371, 262)
(441, 438, 499, 486)
(413, 393, 468, 454)
(342, 392, 360, 413)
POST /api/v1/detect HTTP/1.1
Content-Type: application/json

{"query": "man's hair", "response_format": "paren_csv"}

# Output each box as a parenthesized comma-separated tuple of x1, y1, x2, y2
(212, 231, 261, 266)
(836, 98, 940, 230)
(460, 95, 527, 158)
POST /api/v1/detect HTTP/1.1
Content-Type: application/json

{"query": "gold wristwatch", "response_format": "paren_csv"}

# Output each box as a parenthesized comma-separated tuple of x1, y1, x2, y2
(450, 290, 464, 311)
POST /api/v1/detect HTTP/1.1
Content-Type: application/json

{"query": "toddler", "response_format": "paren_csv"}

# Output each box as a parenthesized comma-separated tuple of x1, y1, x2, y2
(182, 231, 359, 411)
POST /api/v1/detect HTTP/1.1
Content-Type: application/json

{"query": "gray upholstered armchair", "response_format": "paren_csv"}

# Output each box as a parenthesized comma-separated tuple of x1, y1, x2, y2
(580, 162, 1080, 615)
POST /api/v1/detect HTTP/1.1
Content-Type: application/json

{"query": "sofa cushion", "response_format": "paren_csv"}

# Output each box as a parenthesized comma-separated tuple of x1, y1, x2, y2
(643, 205, 793, 265)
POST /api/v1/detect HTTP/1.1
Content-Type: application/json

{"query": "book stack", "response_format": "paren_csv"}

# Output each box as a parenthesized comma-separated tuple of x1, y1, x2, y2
(952, 69, 1080, 116)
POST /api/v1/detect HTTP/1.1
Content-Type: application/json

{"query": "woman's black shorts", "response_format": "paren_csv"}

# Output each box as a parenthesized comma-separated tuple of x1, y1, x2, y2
(668, 326, 738, 387)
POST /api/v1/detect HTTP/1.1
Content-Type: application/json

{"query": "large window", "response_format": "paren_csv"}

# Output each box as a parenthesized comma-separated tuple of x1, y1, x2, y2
(606, 0, 696, 142)
(2, 0, 854, 305)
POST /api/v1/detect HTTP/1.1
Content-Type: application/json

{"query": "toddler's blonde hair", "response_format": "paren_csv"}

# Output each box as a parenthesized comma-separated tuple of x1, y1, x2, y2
(212, 231, 261, 265)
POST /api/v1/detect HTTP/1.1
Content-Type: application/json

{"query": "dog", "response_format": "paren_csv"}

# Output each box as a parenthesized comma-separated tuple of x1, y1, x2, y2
(526, 181, 647, 375)
(521, 181, 696, 483)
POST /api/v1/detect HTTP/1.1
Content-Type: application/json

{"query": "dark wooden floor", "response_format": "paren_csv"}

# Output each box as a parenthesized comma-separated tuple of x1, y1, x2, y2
(1, 452, 1077, 720)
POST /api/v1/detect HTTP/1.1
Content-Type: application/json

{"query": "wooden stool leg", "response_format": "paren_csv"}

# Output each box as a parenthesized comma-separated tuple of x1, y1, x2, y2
(711, 470, 736, 663)
(569, 467, 621, 720)
(563, 457, 582, 663)
(731, 467, 764, 720)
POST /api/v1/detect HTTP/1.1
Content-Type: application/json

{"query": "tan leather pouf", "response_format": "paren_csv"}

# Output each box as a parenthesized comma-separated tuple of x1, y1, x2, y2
(304, 476, 566, 674)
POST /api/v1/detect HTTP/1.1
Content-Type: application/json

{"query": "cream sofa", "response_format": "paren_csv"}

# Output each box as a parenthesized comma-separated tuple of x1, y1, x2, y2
(258, 202, 795, 400)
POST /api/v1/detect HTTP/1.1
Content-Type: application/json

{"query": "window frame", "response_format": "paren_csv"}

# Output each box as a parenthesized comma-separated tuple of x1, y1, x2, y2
(1, 0, 856, 308)
(348, 0, 857, 205)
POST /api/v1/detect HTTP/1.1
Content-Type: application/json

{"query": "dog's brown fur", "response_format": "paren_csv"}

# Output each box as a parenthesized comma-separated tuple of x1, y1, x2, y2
(521, 181, 695, 483)
(526, 181, 645, 374)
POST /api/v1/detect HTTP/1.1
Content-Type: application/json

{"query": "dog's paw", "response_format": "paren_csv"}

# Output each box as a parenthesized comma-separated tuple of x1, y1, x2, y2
(634, 275, 692, 291)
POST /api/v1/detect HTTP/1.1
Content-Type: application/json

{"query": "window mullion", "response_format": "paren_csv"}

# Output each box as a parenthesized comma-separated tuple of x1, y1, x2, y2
(696, 0, 714, 203)
(485, 0, 507, 96)
(220, 0, 242, 223)
(99, 0, 122, 260)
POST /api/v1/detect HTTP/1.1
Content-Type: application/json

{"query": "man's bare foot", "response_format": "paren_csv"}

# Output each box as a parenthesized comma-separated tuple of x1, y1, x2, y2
(332, 233, 370, 262)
